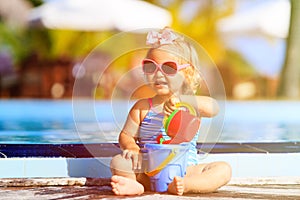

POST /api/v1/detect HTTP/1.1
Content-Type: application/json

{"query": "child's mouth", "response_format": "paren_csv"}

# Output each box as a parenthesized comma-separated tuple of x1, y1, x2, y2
(154, 81, 168, 87)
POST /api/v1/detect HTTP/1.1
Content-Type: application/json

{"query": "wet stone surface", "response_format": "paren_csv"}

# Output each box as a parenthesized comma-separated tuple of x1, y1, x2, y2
(0, 184, 299, 200)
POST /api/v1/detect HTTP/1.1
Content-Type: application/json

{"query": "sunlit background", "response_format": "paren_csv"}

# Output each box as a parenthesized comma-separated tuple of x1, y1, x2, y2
(1, 0, 298, 100)
(0, 0, 299, 144)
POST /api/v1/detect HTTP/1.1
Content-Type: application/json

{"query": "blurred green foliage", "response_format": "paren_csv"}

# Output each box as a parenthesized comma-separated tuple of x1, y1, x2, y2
(0, 22, 29, 66)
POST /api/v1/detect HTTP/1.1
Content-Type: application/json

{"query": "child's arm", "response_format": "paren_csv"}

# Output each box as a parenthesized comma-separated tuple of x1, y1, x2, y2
(118, 100, 146, 170)
(119, 103, 141, 152)
(164, 95, 219, 118)
(190, 95, 219, 117)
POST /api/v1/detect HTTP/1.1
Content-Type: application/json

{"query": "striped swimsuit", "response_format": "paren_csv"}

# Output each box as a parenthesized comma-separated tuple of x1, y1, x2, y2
(138, 98, 200, 166)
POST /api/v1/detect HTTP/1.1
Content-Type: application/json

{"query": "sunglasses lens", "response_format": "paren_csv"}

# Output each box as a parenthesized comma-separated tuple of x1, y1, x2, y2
(143, 61, 157, 74)
(162, 62, 177, 75)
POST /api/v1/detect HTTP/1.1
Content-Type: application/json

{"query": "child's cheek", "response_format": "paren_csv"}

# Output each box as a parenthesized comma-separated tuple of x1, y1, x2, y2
(169, 76, 184, 92)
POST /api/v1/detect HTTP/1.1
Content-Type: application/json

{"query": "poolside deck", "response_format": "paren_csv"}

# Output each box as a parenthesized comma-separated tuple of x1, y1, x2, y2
(1, 142, 299, 199)
(0, 177, 299, 200)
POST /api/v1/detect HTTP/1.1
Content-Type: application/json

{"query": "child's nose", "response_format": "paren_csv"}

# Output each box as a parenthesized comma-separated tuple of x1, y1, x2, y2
(155, 68, 164, 76)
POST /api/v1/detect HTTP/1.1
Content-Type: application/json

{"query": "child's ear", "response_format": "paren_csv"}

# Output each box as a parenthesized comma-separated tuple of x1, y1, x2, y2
(181, 81, 194, 95)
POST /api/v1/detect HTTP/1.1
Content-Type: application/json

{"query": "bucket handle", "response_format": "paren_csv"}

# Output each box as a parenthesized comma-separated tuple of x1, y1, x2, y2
(163, 102, 197, 131)
(145, 148, 177, 177)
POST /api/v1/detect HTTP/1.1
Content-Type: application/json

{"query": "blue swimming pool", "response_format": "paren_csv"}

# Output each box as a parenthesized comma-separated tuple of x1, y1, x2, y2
(0, 100, 299, 144)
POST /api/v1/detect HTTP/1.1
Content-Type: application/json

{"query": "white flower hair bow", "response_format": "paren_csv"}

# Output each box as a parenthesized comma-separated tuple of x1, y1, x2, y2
(146, 28, 180, 46)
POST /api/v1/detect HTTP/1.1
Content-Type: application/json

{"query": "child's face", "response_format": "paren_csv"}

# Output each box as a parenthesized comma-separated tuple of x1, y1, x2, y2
(144, 49, 186, 96)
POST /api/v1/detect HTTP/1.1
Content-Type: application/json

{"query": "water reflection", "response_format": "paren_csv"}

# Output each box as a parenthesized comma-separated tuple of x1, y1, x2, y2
(0, 100, 299, 144)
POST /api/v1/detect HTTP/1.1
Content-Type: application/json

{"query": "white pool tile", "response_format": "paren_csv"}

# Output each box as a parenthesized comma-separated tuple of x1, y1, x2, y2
(24, 158, 68, 178)
(1, 154, 299, 178)
(0, 158, 25, 178)
(202, 153, 300, 177)
(66, 158, 112, 178)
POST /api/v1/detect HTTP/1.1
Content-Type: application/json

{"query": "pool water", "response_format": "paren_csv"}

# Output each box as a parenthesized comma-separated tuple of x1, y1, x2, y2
(0, 100, 299, 144)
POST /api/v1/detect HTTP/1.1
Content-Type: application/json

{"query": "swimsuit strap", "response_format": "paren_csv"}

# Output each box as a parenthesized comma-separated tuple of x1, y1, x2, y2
(148, 98, 153, 109)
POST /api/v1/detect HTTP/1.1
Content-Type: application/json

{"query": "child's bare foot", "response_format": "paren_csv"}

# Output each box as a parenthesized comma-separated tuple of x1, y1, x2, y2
(167, 176, 185, 195)
(111, 175, 144, 195)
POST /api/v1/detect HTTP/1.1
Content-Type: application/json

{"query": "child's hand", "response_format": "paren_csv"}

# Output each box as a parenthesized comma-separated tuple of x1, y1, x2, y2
(163, 96, 180, 116)
(122, 149, 142, 171)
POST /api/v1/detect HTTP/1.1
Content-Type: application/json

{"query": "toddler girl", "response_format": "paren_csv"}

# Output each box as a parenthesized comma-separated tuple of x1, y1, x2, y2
(110, 27, 231, 196)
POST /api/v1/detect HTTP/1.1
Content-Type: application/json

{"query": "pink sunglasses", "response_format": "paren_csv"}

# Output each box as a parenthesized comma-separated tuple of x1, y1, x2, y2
(142, 59, 190, 76)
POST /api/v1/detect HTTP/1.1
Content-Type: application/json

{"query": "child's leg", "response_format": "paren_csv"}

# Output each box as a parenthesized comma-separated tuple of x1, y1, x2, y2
(168, 161, 231, 195)
(110, 154, 147, 195)
(110, 154, 136, 179)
